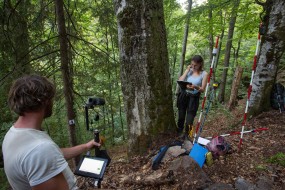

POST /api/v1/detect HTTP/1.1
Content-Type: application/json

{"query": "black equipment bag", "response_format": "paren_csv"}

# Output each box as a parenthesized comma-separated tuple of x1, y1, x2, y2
(271, 83, 285, 112)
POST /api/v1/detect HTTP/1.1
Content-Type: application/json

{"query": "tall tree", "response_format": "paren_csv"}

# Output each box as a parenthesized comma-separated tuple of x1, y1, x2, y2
(218, 0, 240, 102)
(114, 0, 176, 155)
(175, 0, 193, 95)
(228, 66, 243, 110)
(208, 0, 214, 63)
(250, 0, 285, 114)
(213, 10, 226, 82)
(55, 0, 78, 163)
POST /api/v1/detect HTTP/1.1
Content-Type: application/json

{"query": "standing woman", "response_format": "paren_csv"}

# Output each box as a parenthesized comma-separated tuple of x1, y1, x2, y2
(177, 55, 208, 138)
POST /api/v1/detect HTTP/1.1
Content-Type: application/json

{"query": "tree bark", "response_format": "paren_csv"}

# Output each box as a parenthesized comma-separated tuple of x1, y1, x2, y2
(175, 0, 193, 95)
(228, 66, 243, 110)
(110, 27, 126, 141)
(250, 0, 285, 115)
(218, 0, 240, 103)
(208, 0, 214, 64)
(114, 0, 176, 155)
(55, 0, 79, 164)
(213, 10, 225, 82)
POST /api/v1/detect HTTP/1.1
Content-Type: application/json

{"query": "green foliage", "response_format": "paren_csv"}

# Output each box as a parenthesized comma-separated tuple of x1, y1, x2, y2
(0, 123, 12, 189)
(0, 168, 10, 190)
(0, 123, 12, 145)
(266, 152, 285, 167)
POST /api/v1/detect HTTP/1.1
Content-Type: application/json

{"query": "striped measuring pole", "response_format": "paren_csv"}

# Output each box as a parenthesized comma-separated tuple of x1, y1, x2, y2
(238, 24, 262, 150)
(193, 36, 220, 144)
(205, 127, 268, 139)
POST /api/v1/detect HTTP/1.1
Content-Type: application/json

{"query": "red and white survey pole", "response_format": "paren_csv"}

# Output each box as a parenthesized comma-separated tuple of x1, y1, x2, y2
(193, 36, 220, 144)
(205, 127, 268, 139)
(238, 24, 262, 150)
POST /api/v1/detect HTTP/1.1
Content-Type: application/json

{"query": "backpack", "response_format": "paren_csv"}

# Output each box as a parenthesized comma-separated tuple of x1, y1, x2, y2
(152, 140, 183, 170)
(270, 83, 285, 112)
(206, 136, 230, 159)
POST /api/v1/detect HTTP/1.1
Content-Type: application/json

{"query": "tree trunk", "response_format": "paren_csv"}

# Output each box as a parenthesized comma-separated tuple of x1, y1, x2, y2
(114, 0, 176, 155)
(213, 10, 225, 82)
(234, 3, 249, 68)
(16, 0, 31, 74)
(208, 0, 214, 64)
(110, 28, 126, 141)
(105, 27, 116, 145)
(175, 0, 193, 95)
(250, 0, 285, 115)
(171, 40, 178, 91)
(55, 0, 79, 164)
(228, 66, 243, 110)
(218, 0, 240, 103)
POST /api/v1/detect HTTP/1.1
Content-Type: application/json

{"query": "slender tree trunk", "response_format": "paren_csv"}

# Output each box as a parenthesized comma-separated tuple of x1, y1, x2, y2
(213, 10, 225, 82)
(218, 0, 240, 103)
(234, 3, 249, 68)
(110, 28, 126, 141)
(105, 27, 116, 145)
(171, 39, 178, 90)
(55, 0, 79, 164)
(250, 0, 285, 115)
(208, 0, 214, 63)
(16, 0, 31, 74)
(175, 0, 193, 95)
(114, 0, 176, 155)
(234, 37, 241, 67)
(228, 66, 243, 110)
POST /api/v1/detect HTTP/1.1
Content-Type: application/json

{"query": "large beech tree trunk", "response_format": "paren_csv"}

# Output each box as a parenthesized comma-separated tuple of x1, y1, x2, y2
(250, 0, 285, 115)
(114, 0, 176, 155)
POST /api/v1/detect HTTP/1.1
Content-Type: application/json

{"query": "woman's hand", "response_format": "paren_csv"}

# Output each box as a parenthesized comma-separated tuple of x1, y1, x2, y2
(179, 65, 192, 81)
(186, 65, 192, 72)
(186, 84, 195, 90)
(186, 84, 200, 91)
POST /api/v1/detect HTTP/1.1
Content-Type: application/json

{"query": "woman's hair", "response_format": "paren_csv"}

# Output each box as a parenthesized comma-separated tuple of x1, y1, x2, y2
(8, 75, 55, 116)
(191, 55, 204, 71)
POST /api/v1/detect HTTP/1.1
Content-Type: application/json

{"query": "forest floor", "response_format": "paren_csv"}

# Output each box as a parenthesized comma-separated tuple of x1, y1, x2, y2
(77, 100, 285, 190)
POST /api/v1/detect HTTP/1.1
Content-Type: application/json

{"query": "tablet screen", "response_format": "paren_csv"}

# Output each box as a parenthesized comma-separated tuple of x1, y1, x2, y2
(79, 157, 105, 174)
(75, 155, 108, 179)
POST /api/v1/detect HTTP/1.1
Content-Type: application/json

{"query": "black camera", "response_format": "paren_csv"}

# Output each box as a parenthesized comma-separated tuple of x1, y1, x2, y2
(86, 97, 105, 109)
(85, 97, 105, 131)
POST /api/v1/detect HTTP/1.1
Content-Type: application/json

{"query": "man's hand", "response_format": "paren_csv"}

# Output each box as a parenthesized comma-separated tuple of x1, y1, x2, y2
(61, 140, 101, 160)
(85, 140, 101, 150)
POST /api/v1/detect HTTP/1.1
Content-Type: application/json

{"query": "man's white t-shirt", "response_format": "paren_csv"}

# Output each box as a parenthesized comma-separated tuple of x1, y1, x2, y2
(2, 126, 77, 190)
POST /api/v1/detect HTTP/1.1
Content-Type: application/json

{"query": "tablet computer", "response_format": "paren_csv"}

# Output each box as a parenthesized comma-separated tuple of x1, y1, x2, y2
(177, 81, 192, 90)
(74, 155, 108, 179)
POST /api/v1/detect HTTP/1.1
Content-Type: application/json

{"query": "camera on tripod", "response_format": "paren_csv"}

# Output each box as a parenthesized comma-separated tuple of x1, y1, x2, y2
(84, 97, 105, 131)
(74, 97, 110, 188)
